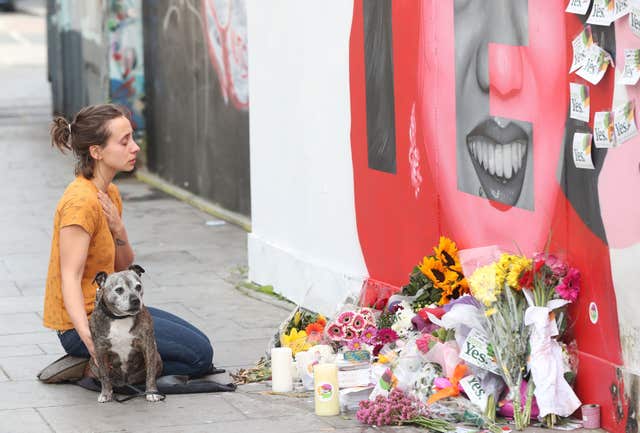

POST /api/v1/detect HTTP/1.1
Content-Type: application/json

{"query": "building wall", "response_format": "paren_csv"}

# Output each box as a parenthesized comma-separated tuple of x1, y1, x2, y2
(47, 0, 110, 117)
(247, 1, 640, 432)
(143, 0, 250, 216)
(108, 0, 145, 133)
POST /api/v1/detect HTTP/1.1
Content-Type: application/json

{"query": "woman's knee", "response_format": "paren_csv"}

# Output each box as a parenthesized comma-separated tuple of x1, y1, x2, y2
(192, 341, 214, 377)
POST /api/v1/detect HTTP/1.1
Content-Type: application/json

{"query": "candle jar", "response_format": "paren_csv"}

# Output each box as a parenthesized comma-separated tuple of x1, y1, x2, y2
(313, 363, 340, 416)
(271, 347, 293, 392)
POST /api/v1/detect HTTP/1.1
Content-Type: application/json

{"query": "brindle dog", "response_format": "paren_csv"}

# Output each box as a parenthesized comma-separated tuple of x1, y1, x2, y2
(90, 265, 163, 402)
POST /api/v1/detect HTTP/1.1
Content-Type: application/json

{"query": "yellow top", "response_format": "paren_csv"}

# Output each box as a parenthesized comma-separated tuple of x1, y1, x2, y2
(43, 176, 122, 330)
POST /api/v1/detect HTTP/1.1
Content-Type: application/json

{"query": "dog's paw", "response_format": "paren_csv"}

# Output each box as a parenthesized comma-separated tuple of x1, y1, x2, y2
(97, 392, 113, 403)
(146, 393, 162, 402)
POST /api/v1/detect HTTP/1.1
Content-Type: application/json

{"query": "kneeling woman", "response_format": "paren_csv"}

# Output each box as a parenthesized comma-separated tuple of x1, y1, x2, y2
(42, 104, 217, 380)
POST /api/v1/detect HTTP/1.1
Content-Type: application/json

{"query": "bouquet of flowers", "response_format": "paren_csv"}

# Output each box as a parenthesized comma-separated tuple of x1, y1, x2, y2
(274, 306, 327, 355)
(460, 247, 532, 430)
(401, 237, 470, 309)
(519, 252, 582, 426)
(357, 388, 454, 432)
(325, 307, 377, 350)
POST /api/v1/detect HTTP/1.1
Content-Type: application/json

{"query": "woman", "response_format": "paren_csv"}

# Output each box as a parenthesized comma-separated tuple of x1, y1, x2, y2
(40, 104, 220, 383)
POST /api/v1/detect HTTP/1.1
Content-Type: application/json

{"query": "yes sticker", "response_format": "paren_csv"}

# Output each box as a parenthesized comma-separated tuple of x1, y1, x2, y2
(594, 111, 616, 148)
(620, 49, 640, 85)
(587, 0, 615, 26)
(570, 83, 590, 122)
(570, 26, 594, 73)
(566, 0, 592, 15)
(613, 101, 638, 144)
(572, 133, 595, 169)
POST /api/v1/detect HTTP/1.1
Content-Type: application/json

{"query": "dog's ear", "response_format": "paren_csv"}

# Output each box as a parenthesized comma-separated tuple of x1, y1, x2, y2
(128, 264, 145, 277)
(93, 271, 107, 288)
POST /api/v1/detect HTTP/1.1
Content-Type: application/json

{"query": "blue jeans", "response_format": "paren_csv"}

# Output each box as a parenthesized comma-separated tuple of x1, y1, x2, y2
(58, 307, 214, 378)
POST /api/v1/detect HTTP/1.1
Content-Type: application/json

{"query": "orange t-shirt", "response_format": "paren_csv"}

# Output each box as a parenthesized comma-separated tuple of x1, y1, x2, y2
(43, 176, 122, 330)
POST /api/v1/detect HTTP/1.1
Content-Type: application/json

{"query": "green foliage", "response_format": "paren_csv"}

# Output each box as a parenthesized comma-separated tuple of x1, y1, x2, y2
(376, 311, 396, 329)
(401, 266, 442, 309)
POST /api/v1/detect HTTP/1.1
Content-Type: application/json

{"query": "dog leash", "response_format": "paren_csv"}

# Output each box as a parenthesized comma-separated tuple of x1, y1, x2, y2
(114, 384, 166, 403)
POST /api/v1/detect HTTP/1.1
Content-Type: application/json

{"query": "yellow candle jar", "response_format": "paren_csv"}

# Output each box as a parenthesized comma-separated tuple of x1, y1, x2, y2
(313, 363, 340, 416)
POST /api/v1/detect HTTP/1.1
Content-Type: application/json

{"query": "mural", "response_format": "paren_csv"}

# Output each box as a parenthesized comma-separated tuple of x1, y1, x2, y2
(108, 0, 145, 132)
(349, 1, 640, 432)
(143, 0, 250, 216)
(201, 0, 249, 111)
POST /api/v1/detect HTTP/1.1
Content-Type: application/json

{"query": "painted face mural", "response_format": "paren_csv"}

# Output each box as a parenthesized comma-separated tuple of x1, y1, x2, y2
(455, 0, 532, 208)
(439, 0, 566, 249)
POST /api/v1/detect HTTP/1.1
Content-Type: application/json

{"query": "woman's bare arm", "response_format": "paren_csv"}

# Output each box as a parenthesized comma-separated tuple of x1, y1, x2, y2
(59, 224, 96, 359)
(98, 190, 134, 271)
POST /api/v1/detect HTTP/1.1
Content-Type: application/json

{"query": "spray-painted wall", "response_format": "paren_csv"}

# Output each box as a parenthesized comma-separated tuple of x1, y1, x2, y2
(108, 0, 145, 132)
(247, 1, 640, 432)
(47, 0, 110, 117)
(47, 0, 144, 135)
(143, 0, 250, 216)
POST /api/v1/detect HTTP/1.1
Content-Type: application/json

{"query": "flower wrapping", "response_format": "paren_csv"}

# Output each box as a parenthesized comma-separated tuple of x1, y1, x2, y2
(524, 300, 581, 417)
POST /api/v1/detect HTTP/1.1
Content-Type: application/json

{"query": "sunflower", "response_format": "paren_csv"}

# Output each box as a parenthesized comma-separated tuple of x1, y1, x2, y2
(419, 256, 456, 287)
(433, 236, 458, 267)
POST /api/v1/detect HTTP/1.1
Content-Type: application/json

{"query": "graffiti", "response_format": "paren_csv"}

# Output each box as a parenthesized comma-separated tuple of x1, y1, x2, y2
(108, 0, 144, 131)
(201, 0, 249, 110)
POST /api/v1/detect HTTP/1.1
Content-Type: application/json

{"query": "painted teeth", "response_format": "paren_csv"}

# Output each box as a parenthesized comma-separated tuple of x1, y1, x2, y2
(468, 139, 526, 180)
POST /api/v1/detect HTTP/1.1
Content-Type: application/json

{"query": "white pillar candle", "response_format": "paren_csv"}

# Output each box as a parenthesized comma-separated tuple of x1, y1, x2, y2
(271, 347, 293, 392)
(313, 363, 340, 416)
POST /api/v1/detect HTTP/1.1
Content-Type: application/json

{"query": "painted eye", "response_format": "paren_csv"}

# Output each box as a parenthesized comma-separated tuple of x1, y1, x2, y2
(135, 284, 141, 291)
(115, 287, 124, 295)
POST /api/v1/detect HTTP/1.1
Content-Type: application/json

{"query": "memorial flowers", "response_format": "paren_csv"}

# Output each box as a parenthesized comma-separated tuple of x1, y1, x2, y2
(401, 237, 470, 308)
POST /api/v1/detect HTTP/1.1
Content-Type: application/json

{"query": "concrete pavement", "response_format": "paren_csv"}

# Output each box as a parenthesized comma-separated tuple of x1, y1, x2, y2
(0, 5, 393, 433)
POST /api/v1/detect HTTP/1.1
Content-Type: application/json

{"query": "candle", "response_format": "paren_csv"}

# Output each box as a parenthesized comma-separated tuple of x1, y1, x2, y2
(313, 363, 340, 416)
(582, 404, 600, 429)
(271, 347, 293, 392)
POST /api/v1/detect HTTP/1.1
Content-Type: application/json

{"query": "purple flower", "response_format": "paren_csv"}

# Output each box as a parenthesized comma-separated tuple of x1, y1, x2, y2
(556, 267, 580, 302)
(361, 326, 377, 344)
(347, 338, 364, 351)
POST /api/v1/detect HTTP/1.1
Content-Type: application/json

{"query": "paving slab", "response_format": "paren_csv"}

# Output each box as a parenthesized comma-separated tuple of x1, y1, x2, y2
(0, 312, 47, 335)
(0, 408, 55, 433)
(0, 295, 42, 314)
(0, 381, 94, 410)
(37, 394, 247, 433)
(0, 353, 60, 381)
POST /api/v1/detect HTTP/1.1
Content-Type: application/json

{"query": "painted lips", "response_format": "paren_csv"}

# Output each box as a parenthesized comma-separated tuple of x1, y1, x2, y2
(466, 118, 529, 207)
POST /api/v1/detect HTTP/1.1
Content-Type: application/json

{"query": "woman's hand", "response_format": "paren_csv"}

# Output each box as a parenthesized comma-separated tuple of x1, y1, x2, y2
(97, 190, 123, 234)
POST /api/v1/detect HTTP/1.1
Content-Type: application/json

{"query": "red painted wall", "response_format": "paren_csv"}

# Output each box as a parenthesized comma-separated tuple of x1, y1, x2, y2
(349, 1, 628, 431)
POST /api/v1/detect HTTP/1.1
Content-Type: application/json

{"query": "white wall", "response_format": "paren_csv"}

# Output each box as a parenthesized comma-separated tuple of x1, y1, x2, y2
(246, 0, 367, 316)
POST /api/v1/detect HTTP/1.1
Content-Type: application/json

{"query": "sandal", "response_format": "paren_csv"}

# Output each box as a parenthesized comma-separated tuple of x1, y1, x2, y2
(37, 354, 89, 384)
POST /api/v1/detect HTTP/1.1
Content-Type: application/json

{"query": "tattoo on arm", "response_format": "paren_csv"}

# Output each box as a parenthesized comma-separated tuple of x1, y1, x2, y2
(115, 238, 126, 247)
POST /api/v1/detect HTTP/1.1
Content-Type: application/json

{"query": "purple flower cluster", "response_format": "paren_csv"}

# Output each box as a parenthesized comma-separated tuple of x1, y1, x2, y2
(356, 389, 422, 426)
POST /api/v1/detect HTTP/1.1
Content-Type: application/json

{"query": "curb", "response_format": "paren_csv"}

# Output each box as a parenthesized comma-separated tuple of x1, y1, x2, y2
(134, 169, 252, 233)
